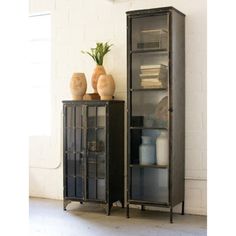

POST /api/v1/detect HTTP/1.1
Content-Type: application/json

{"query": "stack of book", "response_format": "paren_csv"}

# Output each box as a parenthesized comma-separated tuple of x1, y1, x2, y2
(140, 64, 167, 88)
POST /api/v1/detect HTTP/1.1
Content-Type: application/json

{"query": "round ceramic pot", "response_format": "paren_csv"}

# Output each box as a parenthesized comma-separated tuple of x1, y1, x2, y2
(91, 65, 106, 93)
(139, 136, 156, 165)
(70, 73, 87, 100)
(97, 74, 115, 100)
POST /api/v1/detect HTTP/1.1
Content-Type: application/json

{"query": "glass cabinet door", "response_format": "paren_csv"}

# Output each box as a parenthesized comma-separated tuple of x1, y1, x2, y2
(128, 13, 170, 204)
(86, 105, 106, 201)
(65, 105, 85, 199)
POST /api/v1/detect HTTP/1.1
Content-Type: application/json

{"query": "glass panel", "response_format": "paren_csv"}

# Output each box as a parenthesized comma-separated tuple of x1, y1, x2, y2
(130, 130, 168, 165)
(81, 128, 86, 150)
(97, 155, 105, 178)
(75, 153, 83, 177)
(66, 106, 74, 127)
(132, 14, 168, 51)
(87, 129, 96, 152)
(75, 128, 82, 152)
(88, 106, 96, 128)
(131, 91, 168, 128)
(97, 129, 105, 152)
(66, 128, 75, 152)
(131, 167, 168, 203)
(88, 163, 96, 178)
(75, 176, 83, 198)
(97, 106, 106, 127)
(67, 176, 75, 197)
(88, 178, 96, 199)
(66, 153, 75, 176)
(132, 52, 168, 90)
(75, 106, 82, 128)
(97, 179, 105, 200)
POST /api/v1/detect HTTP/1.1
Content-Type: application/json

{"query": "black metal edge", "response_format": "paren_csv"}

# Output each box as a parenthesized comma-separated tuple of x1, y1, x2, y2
(62, 100, 125, 104)
(64, 197, 107, 204)
(63, 104, 67, 198)
(126, 13, 132, 204)
(105, 103, 109, 204)
(128, 200, 169, 207)
(126, 6, 185, 17)
(168, 11, 173, 208)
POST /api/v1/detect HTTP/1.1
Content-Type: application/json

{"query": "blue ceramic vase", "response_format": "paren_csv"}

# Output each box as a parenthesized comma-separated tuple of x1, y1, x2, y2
(139, 136, 156, 165)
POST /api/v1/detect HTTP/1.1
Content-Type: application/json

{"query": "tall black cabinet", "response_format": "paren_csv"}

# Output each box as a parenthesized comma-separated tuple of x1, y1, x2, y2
(63, 100, 124, 215)
(126, 7, 185, 223)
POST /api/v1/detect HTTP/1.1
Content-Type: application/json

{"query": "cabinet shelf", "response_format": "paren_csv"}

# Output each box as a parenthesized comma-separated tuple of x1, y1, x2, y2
(130, 48, 168, 54)
(130, 88, 167, 92)
(129, 126, 168, 130)
(130, 164, 168, 169)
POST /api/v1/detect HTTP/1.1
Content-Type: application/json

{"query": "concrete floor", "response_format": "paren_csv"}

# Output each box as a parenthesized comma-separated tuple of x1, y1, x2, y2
(29, 198, 207, 236)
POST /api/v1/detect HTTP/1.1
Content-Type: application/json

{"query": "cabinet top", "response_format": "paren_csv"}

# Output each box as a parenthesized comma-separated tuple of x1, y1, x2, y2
(62, 100, 125, 105)
(126, 6, 185, 17)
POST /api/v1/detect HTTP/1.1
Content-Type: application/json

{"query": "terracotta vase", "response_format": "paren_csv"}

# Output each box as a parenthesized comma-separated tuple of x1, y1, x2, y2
(97, 74, 115, 100)
(70, 73, 87, 100)
(91, 65, 106, 93)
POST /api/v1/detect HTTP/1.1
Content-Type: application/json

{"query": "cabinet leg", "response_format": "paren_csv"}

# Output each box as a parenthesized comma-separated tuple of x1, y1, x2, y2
(80, 201, 83, 205)
(126, 204, 130, 218)
(170, 206, 173, 223)
(181, 201, 185, 215)
(63, 200, 71, 211)
(141, 205, 145, 211)
(106, 203, 112, 216)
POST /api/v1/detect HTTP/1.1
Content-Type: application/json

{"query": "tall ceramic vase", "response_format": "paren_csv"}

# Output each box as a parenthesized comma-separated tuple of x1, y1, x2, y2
(139, 136, 156, 165)
(156, 132, 169, 165)
(70, 73, 87, 100)
(97, 74, 115, 100)
(91, 65, 106, 93)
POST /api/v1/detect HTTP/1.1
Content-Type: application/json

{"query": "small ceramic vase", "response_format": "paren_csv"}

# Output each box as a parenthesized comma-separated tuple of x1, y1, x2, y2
(91, 65, 106, 93)
(70, 73, 87, 100)
(139, 136, 156, 165)
(97, 74, 115, 100)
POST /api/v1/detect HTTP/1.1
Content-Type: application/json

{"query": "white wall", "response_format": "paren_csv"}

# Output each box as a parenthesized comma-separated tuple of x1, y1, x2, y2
(29, 0, 207, 215)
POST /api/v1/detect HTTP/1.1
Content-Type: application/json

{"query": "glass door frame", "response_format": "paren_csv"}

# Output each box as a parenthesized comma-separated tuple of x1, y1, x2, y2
(127, 11, 171, 205)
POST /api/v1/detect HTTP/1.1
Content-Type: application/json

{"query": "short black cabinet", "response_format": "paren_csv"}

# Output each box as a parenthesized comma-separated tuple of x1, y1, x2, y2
(126, 7, 185, 223)
(63, 100, 124, 215)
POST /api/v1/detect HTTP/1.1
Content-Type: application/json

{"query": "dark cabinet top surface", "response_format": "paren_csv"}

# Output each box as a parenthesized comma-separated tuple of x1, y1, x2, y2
(126, 6, 185, 17)
(63, 100, 124, 105)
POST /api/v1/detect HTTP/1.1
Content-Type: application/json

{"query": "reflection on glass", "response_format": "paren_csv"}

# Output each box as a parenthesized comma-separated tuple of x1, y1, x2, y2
(75, 176, 83, 198)
(132, 52, 168, 89)
(88, 163, 96, 178)
(131, 167, 168, 203)
(66, 106, 74, 127)
(97, 155, 105, 178)
(130, 129, 168, 165)
(76, 153, 83, 177)
(66, 128, 74, 151)
(67, 176, 75, 197)
(67, 153, 74, 176)
(75, 106, 82, 127)
(97, 106, 106, 127)
(88, 106, 96, 127)
(97, 179, 105, 200)
(75, 128, 82, 151)
(88, 178, 96, 199)
(97, 129, 105, 152)
(132, 14, 168, 51)
(131, 91, 168, 128)
(87, 129, 96, 152)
